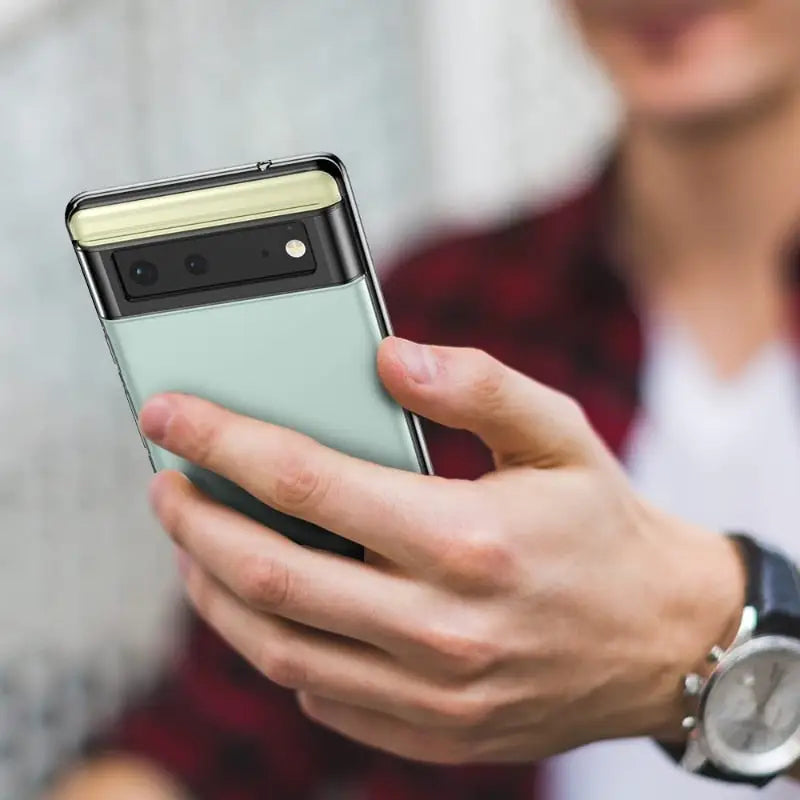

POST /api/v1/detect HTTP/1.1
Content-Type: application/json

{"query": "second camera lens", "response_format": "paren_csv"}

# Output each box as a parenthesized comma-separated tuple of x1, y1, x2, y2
(129, 260, 159, 287)
(185, 254, 209, 276)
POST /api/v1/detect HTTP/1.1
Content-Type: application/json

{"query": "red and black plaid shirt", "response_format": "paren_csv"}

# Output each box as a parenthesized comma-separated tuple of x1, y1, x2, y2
(103, 169, 644, 799)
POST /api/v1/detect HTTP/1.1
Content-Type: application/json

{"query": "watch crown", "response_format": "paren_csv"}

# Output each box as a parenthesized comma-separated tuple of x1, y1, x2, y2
(707, 646, 726, 664)
(684, 674, 704, 697)
(682, 716, 698, 731)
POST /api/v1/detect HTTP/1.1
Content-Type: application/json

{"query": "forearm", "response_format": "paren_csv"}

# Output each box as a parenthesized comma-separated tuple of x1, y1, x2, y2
(47, 756, 187, 800)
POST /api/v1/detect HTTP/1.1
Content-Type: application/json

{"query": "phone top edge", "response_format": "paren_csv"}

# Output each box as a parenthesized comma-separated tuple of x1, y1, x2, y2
(270, 152, 349, 183)
(65, 160, 265, 225)
(68, 169, 341, 248)
(65, 153, 347, 224)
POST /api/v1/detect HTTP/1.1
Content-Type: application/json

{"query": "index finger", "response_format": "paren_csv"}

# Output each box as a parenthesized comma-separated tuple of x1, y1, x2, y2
(140, 393, 477, 568)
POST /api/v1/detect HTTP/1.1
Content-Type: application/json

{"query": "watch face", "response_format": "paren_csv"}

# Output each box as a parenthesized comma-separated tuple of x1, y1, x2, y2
(704, 636, 800, 777)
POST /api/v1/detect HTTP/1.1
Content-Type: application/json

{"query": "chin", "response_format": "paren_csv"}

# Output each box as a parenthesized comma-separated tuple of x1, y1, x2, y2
(581, 4, 800, 130)
(623, 64, 794, 130)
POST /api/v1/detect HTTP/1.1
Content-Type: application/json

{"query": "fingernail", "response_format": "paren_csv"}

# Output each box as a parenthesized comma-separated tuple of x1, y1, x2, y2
(176, 548, 192, 579)
(140, 396, 174, 443)
(395, 339, 438, 384)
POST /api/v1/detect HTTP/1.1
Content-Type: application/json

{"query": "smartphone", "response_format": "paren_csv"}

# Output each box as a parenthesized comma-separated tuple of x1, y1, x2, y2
(65, 154, 431, 559)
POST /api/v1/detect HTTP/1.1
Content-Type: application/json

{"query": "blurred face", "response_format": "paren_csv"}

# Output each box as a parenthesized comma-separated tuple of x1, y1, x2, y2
(568, 1, 800, 127)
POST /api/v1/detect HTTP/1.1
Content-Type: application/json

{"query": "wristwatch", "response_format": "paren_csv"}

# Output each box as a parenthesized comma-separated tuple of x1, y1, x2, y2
(658, 534, 800, 786)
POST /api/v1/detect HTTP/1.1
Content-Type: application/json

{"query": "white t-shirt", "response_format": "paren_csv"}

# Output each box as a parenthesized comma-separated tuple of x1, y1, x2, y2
(547, 320, 800, 799)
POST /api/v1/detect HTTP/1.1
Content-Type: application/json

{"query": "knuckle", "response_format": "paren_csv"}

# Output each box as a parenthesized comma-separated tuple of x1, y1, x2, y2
(436, 524, 514, 591)
(238, 555, 292, 611)
(298, 692, 321, 721)
(555, 391, 588, 431)
(419, 618, 502, 678)
(273, 448, 330, 513)
(258, 644, 308, 689)
(467, 350, 506, 410)
(185, 569, 215, 620)
(449, 694, 494, 729)
(548, 391, 596, 463)
(425, 690, 494, 730)
(185, 415, 223, 466)
(158, 493, 192, 546)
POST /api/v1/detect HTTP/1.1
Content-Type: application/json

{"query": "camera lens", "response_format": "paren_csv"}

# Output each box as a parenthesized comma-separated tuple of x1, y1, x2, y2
(129, 261, 159, 287)
(184, 254, 209, 276)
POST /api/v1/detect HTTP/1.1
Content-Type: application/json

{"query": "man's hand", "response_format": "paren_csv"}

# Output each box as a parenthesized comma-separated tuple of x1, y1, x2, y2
(47, 757, 186, 800)
(139, 337, 746, 764)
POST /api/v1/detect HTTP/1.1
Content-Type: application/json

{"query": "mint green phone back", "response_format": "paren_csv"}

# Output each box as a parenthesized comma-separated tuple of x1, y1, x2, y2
(103, 276, 421, 557)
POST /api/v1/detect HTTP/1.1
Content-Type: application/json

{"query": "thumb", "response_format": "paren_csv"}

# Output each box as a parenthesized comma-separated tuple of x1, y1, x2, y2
(378, 337, 596, 468)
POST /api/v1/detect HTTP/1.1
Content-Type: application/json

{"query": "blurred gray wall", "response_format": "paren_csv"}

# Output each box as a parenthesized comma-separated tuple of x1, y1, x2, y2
(0, 0, 614, 795)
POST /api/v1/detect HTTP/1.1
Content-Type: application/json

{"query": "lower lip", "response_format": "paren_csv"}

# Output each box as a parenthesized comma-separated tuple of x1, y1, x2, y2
(629, 6, 715, 47)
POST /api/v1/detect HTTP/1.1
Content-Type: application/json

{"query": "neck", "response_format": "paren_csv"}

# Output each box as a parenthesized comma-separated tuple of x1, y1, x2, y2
(617, 85, 800, 376)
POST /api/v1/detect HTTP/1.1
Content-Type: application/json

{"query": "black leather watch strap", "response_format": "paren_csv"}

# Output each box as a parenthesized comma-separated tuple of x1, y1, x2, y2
(729, 534, 800, 638)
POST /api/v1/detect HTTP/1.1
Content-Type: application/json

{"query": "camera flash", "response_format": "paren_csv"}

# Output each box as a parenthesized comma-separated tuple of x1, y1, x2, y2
(285, 239, 307, 259)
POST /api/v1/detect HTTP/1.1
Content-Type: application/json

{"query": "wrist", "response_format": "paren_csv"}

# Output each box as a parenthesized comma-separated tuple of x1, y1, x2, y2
(642, 513, 747, 741)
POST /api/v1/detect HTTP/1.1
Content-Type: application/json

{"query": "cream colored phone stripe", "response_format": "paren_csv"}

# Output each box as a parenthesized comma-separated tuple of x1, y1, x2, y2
(69, 170, 342, 248)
